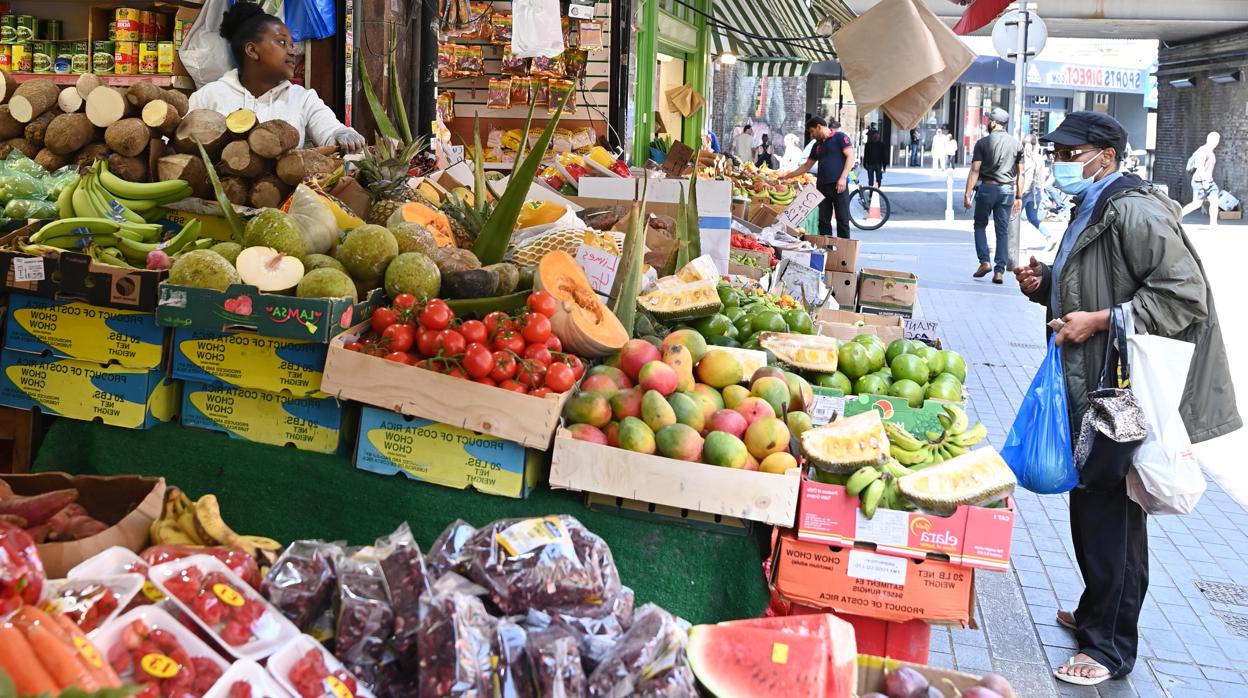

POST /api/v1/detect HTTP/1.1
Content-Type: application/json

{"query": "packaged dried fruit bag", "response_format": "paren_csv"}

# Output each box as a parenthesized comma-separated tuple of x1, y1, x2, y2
(416, 573, 495, 698)
(97, 606, 228, 698)
(425, 519, 476, 580)
(0, 522, 44, 617)
(585, 604, 696, 698)
(261, 540, 340, 632)
(374, 522, 427, 672)
(494, 619, 535, 698)
(333, 554, 393, 687)
(526, 626, 587, 697)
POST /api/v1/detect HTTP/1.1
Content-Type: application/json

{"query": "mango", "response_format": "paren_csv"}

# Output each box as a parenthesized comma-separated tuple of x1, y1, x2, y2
(662, 328, 708, 362)
(585, 364, 633, 390)
(618, 416, 656, 454)
(751, 376, 792, 417)
(566, 423, 608, 444)
(782, 371, 814, 412)
(786, 411, 813, 436)
(722, 384, 751, 410)
(707, 409, 748, 439)
(703, 431, 749, 468)
(562, 393, 612, 428)
(760, 451, 799, 474)
(744, 416, 790, 460)
(696, 350, 744, 388)
(638, 360, 679, 396)
(735, 397, 776, 425)
(750, 366, 787, 384)
(655, 423, 704, 462)
(602, 421, 620, 447)
(580, 374, 621, 397)
(641, 389, 677, 432)
(682, 389, 719, 426)
(610, 388, 643, 421)
(619, 339, 662, 382)
(668, 392, 705, 432)
(692, 383, 725, 410)
(662, 344, 696, 392)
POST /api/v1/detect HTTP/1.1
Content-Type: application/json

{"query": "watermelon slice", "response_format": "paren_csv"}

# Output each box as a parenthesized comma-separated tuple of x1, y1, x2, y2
(688, 624, 828, 698)
(727, 614, 858, 698)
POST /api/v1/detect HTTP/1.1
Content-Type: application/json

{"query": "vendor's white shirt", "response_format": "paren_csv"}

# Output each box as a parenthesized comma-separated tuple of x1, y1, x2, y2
(188, 69, 353, 148)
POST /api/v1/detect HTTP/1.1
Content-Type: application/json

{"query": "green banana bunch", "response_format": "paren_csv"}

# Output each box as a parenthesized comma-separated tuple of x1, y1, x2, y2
(846, 465, 881, 498)
(69, 161, 192, 224)
(97, 160, 193, 204)
(114, 219, 202, 263)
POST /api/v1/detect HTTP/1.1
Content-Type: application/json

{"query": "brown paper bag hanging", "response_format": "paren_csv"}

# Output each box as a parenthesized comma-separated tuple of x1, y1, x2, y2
(880, 0, 975, 129)
(664, 84, 705, 118)
(831, 0, 943, 116)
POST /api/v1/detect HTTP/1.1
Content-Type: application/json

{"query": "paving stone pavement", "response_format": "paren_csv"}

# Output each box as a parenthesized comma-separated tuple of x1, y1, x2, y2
(857, 215, 1248, 697)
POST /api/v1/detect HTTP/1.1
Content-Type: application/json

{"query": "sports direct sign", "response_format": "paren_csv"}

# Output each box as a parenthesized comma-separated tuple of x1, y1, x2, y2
(1027, 61, 1148, 94)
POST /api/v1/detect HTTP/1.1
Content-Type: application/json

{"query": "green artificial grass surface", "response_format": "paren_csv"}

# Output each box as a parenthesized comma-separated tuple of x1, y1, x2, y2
(33, 419, 771, 625)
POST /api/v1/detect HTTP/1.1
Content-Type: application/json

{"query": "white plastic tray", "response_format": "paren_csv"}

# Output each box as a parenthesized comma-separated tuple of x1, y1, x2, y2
(266, 635, 376, 698)
(93, 606, 230, 696)
(42, 573, 144, 634)
(204, 660, 294, 698)
(68, 546, 168, 605)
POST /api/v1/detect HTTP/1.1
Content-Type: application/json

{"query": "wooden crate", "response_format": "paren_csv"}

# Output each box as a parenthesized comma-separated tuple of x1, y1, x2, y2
(0, 406, 36, 474)
(320, 323, 572, 450)
(585, 492, 751, 535)
(549, 429, 801, 526)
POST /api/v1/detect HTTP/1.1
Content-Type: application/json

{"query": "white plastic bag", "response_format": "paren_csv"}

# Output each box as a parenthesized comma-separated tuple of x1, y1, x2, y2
(179, 0, 285, 87)
(1125, 329, 1205, 515)
(512, 0, 565, 58)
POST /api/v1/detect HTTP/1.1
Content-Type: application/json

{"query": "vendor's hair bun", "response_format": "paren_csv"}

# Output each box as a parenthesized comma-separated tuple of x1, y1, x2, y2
(220, 1, 271, 40)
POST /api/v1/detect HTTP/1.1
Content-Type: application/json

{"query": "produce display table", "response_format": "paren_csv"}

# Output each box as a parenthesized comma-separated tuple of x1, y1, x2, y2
(32, 418, 771, 625)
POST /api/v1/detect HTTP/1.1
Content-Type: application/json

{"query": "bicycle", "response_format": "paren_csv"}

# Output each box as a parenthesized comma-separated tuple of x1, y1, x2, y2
(846, 166, 891, 230)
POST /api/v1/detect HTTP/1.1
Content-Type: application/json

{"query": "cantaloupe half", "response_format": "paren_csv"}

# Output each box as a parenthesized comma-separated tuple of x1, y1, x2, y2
(536, 251, 628, 358)
(392, 202, 455, 247)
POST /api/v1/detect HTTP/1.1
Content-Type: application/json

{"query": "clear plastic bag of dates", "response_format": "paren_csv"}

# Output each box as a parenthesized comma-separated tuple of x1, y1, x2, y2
(586, 604, 697, 698)
(333, 554, 394, 688)
(416, 573, 495, 698)
(374, 522, 428, 671)
(261, 540, 340, 632)
(459, 515, 623, 615)
(425, 519, 477, 580)
(526, 626, 588, 698)
(495, 619, 535, 698)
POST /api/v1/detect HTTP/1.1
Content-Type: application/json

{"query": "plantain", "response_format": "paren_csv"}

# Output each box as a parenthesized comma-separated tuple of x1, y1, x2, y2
(860, 479, 886, 519)
(882, 459, 912, 479)
(883, 421, 924, 452)
(943, 404, 969, 434)
(951, 422, 988, 447)
(193, 494, 239, 546)
(846, 466, 882, 498)
(892, 444, 930, 466)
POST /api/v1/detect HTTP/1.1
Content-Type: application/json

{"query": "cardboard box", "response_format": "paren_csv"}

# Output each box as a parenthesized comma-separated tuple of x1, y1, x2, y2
(4, 295, 168, 369)
(321, 323, 572, 450)
(181, 382, 352, 454)
(769, 529, 975, 625)
(749, 204, 784, 229)
(0, 228, 167, 312)
(171, 329, 327, 396)
(354, 406, 540, 498)
(159, 209, 237, 242)
(842, 394, 950, 435)
(856, 655, 983, 696)
(1, 473, 166, 578)
(156, 284, 385, 343)
(796, 480, 1015, 570)
(857, 268, 918, 313)
(727, 247, 770, 280)
(806, 237, 859, 273)
(0, 348, 179, 429)
(816, 308, 905, 344)
(549, 428, 801, 526)
(778, 247, 827, 271)
(858, 305, 915, 319)
(825, 271, 857, 309)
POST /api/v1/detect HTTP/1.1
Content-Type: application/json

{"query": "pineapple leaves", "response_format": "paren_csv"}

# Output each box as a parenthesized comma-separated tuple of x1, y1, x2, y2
(686, 159, 701, 260)
(673, 187, 691, 272)
(514, 100, 536, 169)
(472, 91, 572, 265)
(357, 51, 401, 143)
(472, 113, 488, 215)
(194, 138, 246, 244)
(610, 177, 647, 336)
(387, 34, 414, 145)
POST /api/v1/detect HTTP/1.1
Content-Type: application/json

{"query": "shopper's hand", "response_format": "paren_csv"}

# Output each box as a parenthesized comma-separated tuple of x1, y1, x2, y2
(1055, 310, 1108, 346)
(1012, 199, 1022, 217)
(963, 193, 973, 210)
(335, 129, 366, 155)
(836, 177, 847, 194)
(1013, 256, 1043, 293)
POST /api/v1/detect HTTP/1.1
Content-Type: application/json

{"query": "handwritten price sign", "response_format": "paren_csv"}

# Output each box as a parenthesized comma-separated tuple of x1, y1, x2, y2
(778, 185, 824, 229)
(575, 243, 621, 296)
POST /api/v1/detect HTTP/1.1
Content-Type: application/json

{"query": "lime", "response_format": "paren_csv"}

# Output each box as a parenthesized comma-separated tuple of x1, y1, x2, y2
(725, 306, 746, 322)
(890, 379, 926, 408)
(693, 314, 734, 338)
(813, 371, 852, 394)
(852, 333, 886, 354)
(854, 374, 889, 397)
(885, 339, 915, 364)
(717, 284, 740, 307)
(783, 308, 814, 334)
(870, 370, 893, 391)
(706, 335, 742, 348)
(860, 341, 886, 373)
(722, 323, 739, 340)
(926, 348, 949, 375)
(940, 350, 967, 382)
(838, 342, 872, 380)
(916, 345, 940, 365)
(751, 310, 788, 334)
(890, 353, 931, 386)
(742, 335, 763, 351)
(733, 316, 754, 338)
(926, 379, 963, 402)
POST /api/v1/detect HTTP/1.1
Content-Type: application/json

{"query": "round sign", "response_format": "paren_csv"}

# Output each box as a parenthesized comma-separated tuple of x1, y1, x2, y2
(992, 10, 1048, 63)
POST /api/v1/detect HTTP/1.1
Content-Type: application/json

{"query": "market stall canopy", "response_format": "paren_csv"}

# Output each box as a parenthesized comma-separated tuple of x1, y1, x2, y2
(710, 0, 856, 77)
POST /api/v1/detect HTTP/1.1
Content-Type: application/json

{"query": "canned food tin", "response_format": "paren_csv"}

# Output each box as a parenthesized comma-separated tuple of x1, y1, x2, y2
(15, 15, 35, 43)
(138, 41, 157, 74)
(92, 40, 114, 73)
(108, 21, 115, 41)
(12, 41, 30, 71)
(113, 19, 140, 42)
(114, 40, 137, 74)
(114, 8, 142, 22)
(154, 13, 170, 40)
(0, 45, 11, 72)
(141, 11, 156, 41)
(32, 40, 53, 73)
(157, 41, 174, 74)
(40, 19, 61, 41)
(1, 15, 16, 45)
(54, 42, 73, 74)
(71, 41, 89, 74)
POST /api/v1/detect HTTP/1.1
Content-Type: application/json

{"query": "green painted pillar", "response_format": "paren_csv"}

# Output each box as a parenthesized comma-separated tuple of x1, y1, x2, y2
(632, 0, 659, 165)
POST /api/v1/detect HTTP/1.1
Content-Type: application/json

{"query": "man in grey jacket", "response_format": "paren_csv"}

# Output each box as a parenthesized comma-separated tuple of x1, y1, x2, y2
(1014, 112, 1240, 687)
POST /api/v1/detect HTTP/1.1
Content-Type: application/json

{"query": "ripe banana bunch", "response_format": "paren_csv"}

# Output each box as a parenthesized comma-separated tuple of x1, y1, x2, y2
(885, 405, 988, 469)
(845, 459, 913, 519)
(149, 488, 284, 568)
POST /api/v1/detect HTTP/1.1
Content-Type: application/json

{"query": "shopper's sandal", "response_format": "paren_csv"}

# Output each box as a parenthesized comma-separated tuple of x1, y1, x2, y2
(1054, 654, 1111, 686)
(1055, 610, 1076, 631)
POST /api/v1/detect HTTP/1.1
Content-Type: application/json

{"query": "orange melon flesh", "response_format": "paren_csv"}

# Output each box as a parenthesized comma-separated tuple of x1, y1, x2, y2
(536, 250, 628, 357)
(397, 202, 455, 247)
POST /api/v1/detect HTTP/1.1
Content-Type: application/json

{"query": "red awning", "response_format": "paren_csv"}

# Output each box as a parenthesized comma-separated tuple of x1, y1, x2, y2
(952, 0, 1011, 35)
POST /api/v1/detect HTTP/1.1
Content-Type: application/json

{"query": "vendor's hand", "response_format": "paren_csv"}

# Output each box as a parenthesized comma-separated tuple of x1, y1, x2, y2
(335, 129, 366, 155)
(836, 177, 847, 194)
(1055, 310, 1107, 346)
(1013, 256, 1043, 293)
(963, 193, 973, 210)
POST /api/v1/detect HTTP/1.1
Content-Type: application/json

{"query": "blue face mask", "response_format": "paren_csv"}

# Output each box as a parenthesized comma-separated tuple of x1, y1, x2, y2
(1052, 150, 1105, 195)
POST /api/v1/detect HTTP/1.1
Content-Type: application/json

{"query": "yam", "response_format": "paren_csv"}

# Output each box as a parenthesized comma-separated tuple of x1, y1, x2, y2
(162, 89, 189, 116)
(75, 143, 110, 168)
(34, 148, 69, 171)
(225, 108, 257, 135)
(0, 105, 21, 140)
(125, 81, 164, 109)
(276, 148, 337, 186)
(75, 73, 102, 100)
(248, 119, 299, 158)
(108, 153, 147, 182)
(0, 71, 16, 105)
(250, 175, 289, 209)
(57, 86, 84, 114)
(221, 176, 251, 206)
(85, 87, 134, 128)
(147, 138, 164, 181)
(23, 109, 61, 147)
(157, 154, 209, 197)
(220, 140, 271, 179)
(104, 117, 150, 157)
(9, 79, 60, 122)
(174, 109, 229, 160)
(141, 99, 180, 135)
(6, 138, 37, 158)
(44, 113, 95, 155)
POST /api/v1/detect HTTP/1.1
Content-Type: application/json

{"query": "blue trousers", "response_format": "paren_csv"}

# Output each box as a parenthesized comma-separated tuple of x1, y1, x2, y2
(974, 184, 1014, 272)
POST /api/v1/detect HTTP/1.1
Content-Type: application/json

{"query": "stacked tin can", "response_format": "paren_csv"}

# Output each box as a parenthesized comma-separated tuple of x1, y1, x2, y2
(0, 8, 175, 75)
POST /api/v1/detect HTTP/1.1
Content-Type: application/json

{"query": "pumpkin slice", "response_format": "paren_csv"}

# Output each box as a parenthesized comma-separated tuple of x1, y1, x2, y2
(758, 332, 841, 372)
(392, 202, 456, 248)
(536, 250, 628, 357)
(898, 446, 1017, 515)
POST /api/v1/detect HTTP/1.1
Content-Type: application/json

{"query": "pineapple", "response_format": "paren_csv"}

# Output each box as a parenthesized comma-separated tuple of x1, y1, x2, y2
(441, 189, 492, 248)
(358, 137, 427, 224)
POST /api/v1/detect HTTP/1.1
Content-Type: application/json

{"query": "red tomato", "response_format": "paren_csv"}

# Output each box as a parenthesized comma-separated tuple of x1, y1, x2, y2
(382, 323, 415, 353)
(344, 341, 363, 352)
(434, 329, 466, 356)
(544, 335, 562, 352)
(446, 366, 467, 379)
(384, 351, 411, 364)
(419, 300, 453, 331)
(460, 320, 488, 346)
(559, 354, 585, 380)
(492, 330, 525, 354)
(489, 352, 517, 382)
(545, 362, 575, 393)
(526, 290, 558, 318)
(463, 345, 494, 379)
(391, 293, 418, 310)
(530, 387, 553, 398)
(371, 307, 399, 333)
(498, 379, 528, 393)
(474, 376, 497, 387)
(416, 328, 439, 357)
(483, 311, 510, 336)
(516, 361, 547, 389)
(523, 344, 552, 365)
(521, 312, 552, 344)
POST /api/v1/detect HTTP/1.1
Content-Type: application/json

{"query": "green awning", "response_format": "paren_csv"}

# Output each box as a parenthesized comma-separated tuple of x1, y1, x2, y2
(710, 0, 854, 76)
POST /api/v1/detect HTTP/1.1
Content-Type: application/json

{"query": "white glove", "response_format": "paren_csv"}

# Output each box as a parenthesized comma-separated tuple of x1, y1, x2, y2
(334, 129, 366, 155)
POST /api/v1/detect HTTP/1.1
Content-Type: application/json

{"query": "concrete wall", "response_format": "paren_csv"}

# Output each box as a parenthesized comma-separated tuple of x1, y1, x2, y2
(1155, 30, 1248, 200)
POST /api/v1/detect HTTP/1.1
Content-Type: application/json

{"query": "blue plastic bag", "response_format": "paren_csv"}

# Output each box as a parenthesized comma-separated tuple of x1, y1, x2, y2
(1000, 336, 1078, 494)
(284, 0, 336, 42)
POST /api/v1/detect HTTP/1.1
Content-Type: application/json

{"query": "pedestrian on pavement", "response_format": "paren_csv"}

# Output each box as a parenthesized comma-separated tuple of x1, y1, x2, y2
(908, 128, 922, 166)
(1181, 131, 1221, 229)
(1020, 133, 1047, 235)
(1014, 111, 1241, 687)
(704, 129, 720, 154)
(779, 133, 804, 171)
(755, 133, 775, 168)
(964, 107, 1023, 284)
(931, 127, 949, 172)
(732, 125, 755, 166)
(782, 117, 855, 239)
(943, 124, 955, 169)
(863, 130, 887, 188)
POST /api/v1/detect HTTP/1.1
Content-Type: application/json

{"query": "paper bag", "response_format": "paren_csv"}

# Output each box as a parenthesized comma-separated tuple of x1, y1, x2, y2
(832, 0, 943, 116)
(880, 1, 975, 129)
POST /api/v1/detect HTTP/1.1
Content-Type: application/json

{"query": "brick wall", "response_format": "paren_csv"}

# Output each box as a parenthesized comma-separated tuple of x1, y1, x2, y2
(710, 64, 807, 162)
(1156, 30, 1248, 201)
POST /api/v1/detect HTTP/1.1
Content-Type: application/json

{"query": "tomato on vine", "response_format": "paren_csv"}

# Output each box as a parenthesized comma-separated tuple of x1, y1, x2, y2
(492, 330, 525, 354)
(526, 290, 558, 318)
(392, 293, 418, 310)
(463, 345, 494, 379)
(516, 361, 547, 389)
(460, 319, 488, 346)
(483, 311, 510, 336)
(498, 379, 528, 393)
(544, 335, 562, 352)
(381, 323, 414, 353)
(371, 307, 399, 333)
(490, 352, 518, 382)
(419, 300, 452, 331)
(416, 328, 439, 357)
(545, 362, 575, 392)
(520, 312, 552, 344)
(522, 344, 552, 366)
(434, 329, 466, 356)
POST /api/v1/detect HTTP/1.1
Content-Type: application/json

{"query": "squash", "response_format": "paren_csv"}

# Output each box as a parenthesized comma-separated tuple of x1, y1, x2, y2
(758, 332, 840, 372)
(799, 411, 890, 474)
(636, 279, 722, 322)
(516, 200, 567, 229)
(898, 447, 1017, 515)
(537, 250, 629, 357)
(391, 201, 456, 248)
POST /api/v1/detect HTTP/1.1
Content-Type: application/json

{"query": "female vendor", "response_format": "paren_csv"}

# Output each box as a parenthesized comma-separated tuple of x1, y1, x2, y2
(188, 1, 365, 154)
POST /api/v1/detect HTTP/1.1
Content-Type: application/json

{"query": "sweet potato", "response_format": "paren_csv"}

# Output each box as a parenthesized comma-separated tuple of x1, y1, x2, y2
(0, 623, 59, 696)
(0, 488, 77, 526)
(0, 514, 26, 527)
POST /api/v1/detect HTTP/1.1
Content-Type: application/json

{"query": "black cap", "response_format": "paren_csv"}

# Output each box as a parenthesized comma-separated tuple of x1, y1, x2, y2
(1042, 111, 1128, 160)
